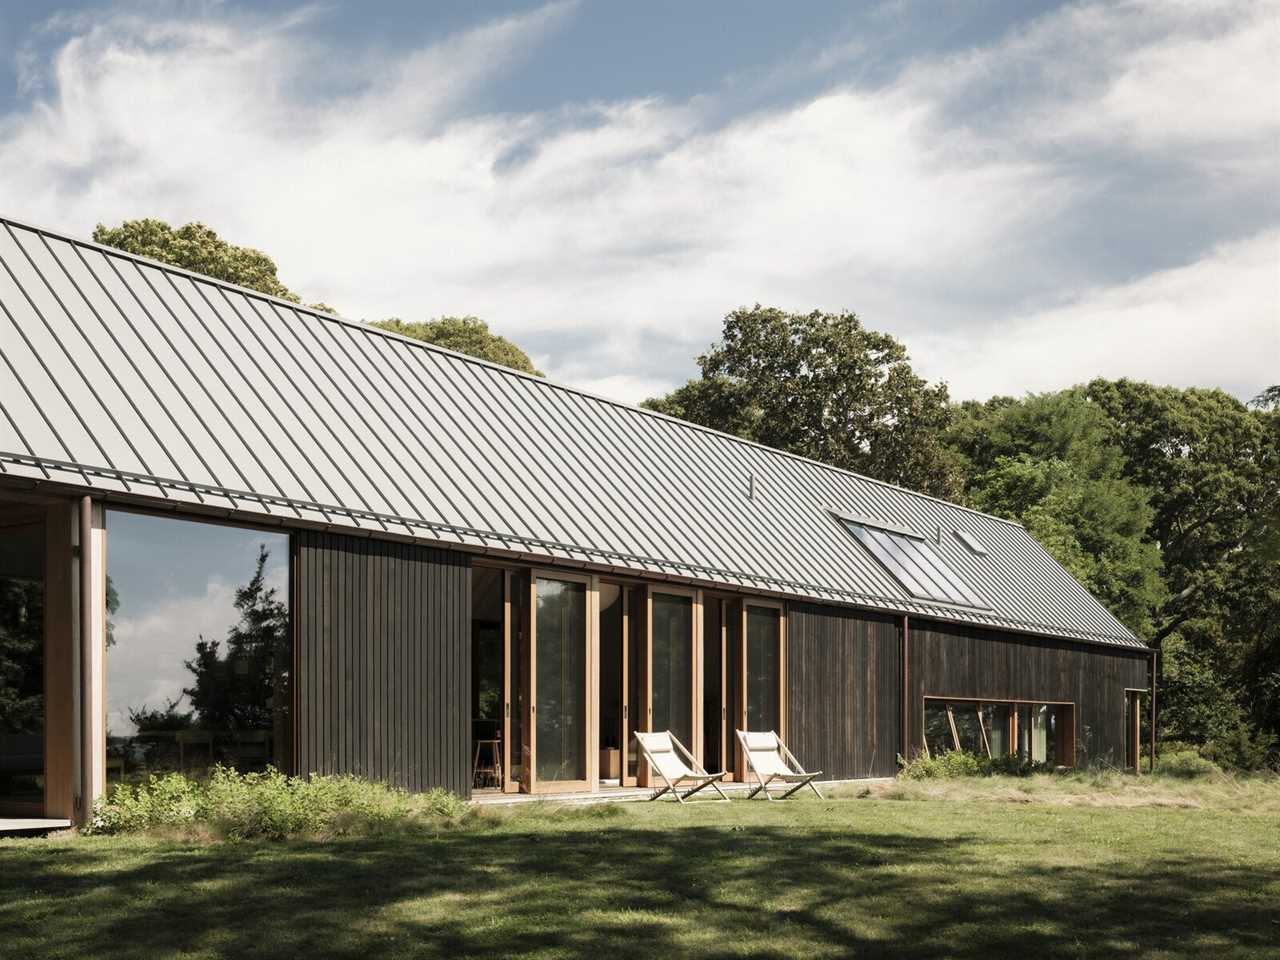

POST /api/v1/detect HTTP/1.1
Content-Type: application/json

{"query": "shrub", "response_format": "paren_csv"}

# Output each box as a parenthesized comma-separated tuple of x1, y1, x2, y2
(898, 750, 982, 779)
(1201, 723, 1278, 773)
(85, 771, 202, 835)
(84, 766, 465, 839)
(1154, 749, 1221, 780)
(899, 750, 1060, 780)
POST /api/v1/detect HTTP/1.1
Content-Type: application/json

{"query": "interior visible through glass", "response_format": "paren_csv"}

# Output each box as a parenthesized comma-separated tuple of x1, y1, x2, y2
(650, 593, 693, 749)
(105, 510, 291, 782)
(0, 516, 45, 812)
(534, 578, 586, 783)
(745, 606, 780, 732)
(598, 582, 623, 783)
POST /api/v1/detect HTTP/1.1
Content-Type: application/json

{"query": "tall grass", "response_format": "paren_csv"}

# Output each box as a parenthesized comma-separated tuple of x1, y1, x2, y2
(86, 766, 470, 840)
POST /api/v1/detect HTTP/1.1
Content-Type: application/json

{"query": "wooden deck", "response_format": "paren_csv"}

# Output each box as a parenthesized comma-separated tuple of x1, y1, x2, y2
(0, 818, 73, 836)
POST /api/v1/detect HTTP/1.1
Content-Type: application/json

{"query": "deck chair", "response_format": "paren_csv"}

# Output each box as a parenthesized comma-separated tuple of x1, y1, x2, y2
(634, 731, 729, 803)
(736, 730, 823, 800)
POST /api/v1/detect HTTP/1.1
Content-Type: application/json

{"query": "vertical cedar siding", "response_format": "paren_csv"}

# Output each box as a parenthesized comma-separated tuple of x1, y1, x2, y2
(786, 602, 901, 779)
(906, 618, 1149, 766)
(293, 530, 471, 797)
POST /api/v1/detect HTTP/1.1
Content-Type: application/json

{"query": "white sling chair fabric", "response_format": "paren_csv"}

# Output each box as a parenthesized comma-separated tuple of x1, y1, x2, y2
(736, 730, 823, 800)
(634, 731, 729, 803)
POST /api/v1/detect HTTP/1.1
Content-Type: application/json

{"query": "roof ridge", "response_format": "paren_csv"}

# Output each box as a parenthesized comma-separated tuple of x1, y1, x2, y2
(3, 212, 1025, 530)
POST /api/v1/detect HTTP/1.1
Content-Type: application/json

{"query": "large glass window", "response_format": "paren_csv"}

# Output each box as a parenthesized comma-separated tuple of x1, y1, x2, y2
(0, 517, 44, 810)
(534, 577, 587, 783)
(106, 511, 291, 781)
(745, 606, 780, 732)
(925, 698, 1073, 766)
(651, 592, 693, 748)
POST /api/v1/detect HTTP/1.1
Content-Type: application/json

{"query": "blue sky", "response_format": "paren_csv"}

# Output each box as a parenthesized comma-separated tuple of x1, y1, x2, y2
(0, 0, 1275, 404)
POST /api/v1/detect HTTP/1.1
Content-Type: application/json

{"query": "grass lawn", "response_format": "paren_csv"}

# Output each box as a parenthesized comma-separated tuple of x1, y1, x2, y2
(3, 776, 1278, 959)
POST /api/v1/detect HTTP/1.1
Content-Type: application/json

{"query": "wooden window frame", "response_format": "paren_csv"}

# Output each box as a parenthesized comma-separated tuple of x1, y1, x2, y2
(1124, 687, 1146, 774)
(639, 584, 701, 788)
(734, 599, 787, 779)
(922, 695, 1077, 767)
(525, 568, 597, 795)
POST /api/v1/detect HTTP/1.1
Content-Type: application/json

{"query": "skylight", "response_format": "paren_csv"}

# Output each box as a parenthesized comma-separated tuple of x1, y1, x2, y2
(838, 518, 988, 608)
(954, 529, 988, 556)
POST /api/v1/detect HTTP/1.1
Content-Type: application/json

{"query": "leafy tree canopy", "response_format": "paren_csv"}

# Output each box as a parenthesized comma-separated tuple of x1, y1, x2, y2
(372, 316, 543, 376)
(93, 218, 332, 312)
(948, 381, 1280, 751)
(644, 306, 964, 499)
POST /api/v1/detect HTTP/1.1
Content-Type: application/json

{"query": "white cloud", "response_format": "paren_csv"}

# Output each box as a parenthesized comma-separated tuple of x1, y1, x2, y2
(0, 0, 1274, 407)
(106, 562, 287, 735)
(913, 229, 1280, 400)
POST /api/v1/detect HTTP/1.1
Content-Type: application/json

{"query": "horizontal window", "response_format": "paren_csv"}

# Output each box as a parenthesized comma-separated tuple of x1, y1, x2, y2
(924, 698, 1074, 766)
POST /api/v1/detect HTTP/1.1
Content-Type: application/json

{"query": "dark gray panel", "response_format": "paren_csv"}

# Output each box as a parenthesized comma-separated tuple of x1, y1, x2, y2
(906, 619, 1150, 767)
(786, 602, 901, 779)
(293, 530, 471, 796)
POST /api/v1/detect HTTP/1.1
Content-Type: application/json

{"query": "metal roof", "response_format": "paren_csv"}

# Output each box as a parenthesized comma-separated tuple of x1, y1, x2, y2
(0, 215, 1143, 648)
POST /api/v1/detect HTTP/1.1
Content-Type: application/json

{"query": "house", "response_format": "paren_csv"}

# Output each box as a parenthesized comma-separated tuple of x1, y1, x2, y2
(0, 215, 1154, 822)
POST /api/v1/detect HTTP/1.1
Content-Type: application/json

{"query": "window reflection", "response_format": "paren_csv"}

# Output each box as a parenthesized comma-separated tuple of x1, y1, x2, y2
(106, 511, 291, 781)
(924, 698, 1073, 766)
(745, 606, 780, 732)
(534, 577, 586, 783)
(0, 518, 44, 810)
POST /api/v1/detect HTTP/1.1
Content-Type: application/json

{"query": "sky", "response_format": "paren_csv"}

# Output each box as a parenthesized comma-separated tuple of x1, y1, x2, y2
(105, 508, 288, 735)
(0, 0, 1275, 406)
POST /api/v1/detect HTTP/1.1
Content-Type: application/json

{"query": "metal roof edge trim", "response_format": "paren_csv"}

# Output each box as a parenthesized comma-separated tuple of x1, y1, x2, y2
(0, 213, 1029, 533)
(1, 450, 1143, 648)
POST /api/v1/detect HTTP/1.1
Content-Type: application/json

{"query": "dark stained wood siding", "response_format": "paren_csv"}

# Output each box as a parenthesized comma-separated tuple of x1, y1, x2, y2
(293, 531, 471, 796)
(786, 603, 901, 779)
(907, 619, 1150, 766)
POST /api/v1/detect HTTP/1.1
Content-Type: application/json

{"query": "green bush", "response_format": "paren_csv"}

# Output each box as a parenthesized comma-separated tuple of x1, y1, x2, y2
(898, 750, 1060, 780)
(84, 767, 466, 840)
(1201, 723, 1278, 773)
(898, 750, 982, 779)
(1153, 749, 1221, 780)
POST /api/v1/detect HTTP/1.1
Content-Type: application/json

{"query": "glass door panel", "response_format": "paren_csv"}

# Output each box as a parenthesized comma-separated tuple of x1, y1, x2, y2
(702, 598, 723, 774)
(0, 517, 45, 814)
(745, 606, 780, 732)
(533, 576, 587, 787)
(650, 592, 693, 749)
(625, 587, 642, 784)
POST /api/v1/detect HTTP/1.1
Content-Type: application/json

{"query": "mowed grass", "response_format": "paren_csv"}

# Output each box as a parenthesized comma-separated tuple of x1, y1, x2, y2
(3, 776, 1278, 960)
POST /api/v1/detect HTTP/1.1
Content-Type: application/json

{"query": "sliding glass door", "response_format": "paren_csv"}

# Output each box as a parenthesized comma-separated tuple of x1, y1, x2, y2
(729, 600, 786, 779)
(527, 572, 591, 792)
(650, 591, 695, 750)
(0, 514, 45, 815)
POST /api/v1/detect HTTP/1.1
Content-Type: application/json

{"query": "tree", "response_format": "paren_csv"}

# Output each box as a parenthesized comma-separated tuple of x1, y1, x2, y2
(371, 316, 542, 375)
(1082, 379, 1277, 647)
(93, 218, 333, 312)
(644, 306, 964, 498)
(949, 381, 1280, 753)
(183, 545, 289, 732)
(1250, 385, 1280, 411)
(949, 391, 1165, 636)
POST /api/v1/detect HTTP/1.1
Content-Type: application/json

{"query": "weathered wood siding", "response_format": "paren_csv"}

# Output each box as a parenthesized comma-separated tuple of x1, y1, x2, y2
(907, 619, 1149, 766)
(293, 531, 471, 796)
(786, 603, 901, 779)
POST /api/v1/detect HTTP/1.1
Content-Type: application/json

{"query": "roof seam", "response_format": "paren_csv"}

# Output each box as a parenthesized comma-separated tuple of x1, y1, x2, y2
(0, 449, 1140, 646)
(1, 213, 1028, 531)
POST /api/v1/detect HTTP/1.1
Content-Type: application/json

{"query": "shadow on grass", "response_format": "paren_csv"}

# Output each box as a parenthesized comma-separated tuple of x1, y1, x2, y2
(1, 814, 1275, 959)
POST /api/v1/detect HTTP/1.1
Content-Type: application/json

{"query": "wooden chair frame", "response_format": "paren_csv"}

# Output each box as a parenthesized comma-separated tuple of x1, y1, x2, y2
(635, 730, 729, 803)
(736, 729, 823, 801)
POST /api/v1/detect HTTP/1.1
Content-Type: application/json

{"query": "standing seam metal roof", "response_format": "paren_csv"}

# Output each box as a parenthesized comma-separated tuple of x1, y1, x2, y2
(0, 215, 1143, 648)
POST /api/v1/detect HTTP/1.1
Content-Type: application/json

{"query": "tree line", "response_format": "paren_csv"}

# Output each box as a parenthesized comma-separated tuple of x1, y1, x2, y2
(94, 219, 1279, 763)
